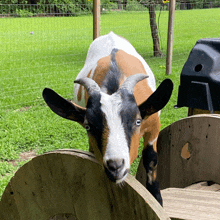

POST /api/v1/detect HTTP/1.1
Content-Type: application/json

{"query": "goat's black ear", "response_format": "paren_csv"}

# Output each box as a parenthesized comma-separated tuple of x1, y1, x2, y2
(138, 79, 173, 118)
(42, 88, 86, 125)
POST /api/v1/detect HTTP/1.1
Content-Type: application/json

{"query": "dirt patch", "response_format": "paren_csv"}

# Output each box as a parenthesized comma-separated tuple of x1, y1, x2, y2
(13, 106, 32, 112)
(10, 150, 37, 166)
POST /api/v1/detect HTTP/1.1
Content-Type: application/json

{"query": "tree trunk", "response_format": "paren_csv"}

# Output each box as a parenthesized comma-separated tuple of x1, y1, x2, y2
(148, 4, 163, 57)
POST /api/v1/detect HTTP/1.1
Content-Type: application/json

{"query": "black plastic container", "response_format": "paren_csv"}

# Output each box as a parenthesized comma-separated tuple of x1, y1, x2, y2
(177, 38, 220, 112)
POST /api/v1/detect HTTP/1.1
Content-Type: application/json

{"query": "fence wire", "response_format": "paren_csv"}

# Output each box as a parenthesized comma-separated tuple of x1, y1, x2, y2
(0, 2, 220, 160)
(1, 4, 220, 109)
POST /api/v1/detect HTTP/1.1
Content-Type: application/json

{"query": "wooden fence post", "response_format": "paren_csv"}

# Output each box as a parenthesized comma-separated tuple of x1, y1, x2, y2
(166, 0, 176, 75)
(93, 0, 101, 40)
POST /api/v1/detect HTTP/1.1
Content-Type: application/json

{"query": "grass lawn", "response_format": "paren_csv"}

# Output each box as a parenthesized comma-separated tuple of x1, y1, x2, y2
(0, 8, 220, 197)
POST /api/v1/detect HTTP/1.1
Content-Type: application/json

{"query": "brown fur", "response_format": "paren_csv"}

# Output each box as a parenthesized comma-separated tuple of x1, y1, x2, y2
(115, 50, 153, 106)
(79, 49, 160, 166)
(115, 50, 160, 161)
(93, 56, 111, 87)
(89, 135, 103, 163)
(141, 114, 161, 152)
(101, 125, 109, 157)
(129, 131, 141, 164)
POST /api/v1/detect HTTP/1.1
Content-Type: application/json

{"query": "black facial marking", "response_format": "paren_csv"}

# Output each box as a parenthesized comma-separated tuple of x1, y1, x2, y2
(120, 89, 140, 148)
(85, 92, 106, 154)
(102, 48, 122, 95)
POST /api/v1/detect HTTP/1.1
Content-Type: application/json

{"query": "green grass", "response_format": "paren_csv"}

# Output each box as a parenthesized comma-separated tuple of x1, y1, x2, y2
(0, 8, 220, 197)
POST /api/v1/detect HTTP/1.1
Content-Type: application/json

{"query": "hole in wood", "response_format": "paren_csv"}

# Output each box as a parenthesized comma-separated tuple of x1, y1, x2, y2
(49, 214, 78, 220)
(181, 142, 192, 160)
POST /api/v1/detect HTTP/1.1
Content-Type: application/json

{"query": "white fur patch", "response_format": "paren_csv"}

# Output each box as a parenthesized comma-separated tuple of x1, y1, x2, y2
(73, 31, 156, 107)
(148, 170, 153, 185)
(148, 137, 158, 146)
(100, 92, 130, 179)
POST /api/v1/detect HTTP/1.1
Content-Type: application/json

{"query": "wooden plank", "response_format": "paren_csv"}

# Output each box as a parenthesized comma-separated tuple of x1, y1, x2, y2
(161, 188, 220, 220)
(188, 108, 220, 116)
(137, 115, 220, 189)
(186, 182, 220, 192)
(93, 0, 100, 40)
(0, 149, 170, 220)
(200, 183, 220, 191)
(0, 182, 20, 220)
(185, 182, 207, 190)
(49, 214, 77, 220)
(166, 0, 176, 75)
(157, 115, 220, 189)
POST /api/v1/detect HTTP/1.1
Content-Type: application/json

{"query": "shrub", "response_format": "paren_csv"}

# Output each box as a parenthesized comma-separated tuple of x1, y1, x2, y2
(0, 0, 94, 16)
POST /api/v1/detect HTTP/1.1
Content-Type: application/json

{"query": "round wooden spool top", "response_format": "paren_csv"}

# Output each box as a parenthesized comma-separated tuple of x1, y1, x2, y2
(0, 149, 170, 220)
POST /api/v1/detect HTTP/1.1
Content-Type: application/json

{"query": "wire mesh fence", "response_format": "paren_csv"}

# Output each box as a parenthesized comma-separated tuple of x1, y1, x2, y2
(0, 2, 220, 191)
(1, 16, 91, 111)
(0, 3, 93, 17)
(0, 2, 170, 112)
(1, 4, 220, 120)
(172, 2, 220, 74)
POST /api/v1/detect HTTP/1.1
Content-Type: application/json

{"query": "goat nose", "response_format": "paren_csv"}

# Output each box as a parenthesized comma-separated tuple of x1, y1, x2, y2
(106, 159, 125, 171)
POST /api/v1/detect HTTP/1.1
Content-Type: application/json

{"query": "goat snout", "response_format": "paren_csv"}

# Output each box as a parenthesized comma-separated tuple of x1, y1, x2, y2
(106, 159, 124, 171)
(104, 158, 129, 183)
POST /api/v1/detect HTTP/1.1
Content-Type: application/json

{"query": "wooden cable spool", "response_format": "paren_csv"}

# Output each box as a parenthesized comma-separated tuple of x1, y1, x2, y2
(0, 149, 170, 220)
(136, 114, 220, 220)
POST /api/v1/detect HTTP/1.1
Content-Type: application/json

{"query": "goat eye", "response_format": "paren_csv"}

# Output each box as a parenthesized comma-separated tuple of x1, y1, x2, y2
(136, 119, 142, 126)
(85, 125, 90, 131)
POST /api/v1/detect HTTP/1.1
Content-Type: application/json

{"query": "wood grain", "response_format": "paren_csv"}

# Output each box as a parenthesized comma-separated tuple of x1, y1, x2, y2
(137, 115, 220, 189)
(161, 188, 220, 220)
(188, 108, 220, 116)
(0, 149, 170, 220)
(136, 115, 220, 219)
(186, 182, 220, 191)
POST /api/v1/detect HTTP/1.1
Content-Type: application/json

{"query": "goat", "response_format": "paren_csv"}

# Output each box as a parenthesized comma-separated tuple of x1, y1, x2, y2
(42, 32, 173, 205)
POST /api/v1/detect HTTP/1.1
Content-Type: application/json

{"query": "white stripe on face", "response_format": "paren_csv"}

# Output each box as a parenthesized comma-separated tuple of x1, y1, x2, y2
(100, 92, 130, 180)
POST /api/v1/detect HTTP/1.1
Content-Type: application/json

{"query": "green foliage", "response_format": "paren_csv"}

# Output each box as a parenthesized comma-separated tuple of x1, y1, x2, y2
(0, 0, 94, 16)
(101, 0, 118, 11)
(16, 8, 34, 17)
(1, 0, 220, 17)
(125, 0, 148, 11)
(175, 0, 220, 9)
(0, 8, 220, 197)
(0, 162, 16, 177)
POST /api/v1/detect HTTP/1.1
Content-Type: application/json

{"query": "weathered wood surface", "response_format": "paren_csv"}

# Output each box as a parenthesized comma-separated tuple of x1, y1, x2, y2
(0, 149, 170, 220)
(185, 181, 220, 191)
(188, 107, 220, 116)
(166, 0, 176, 75)
(93, 0, 100, 40)
(137, 114, 220, 189)
(136, 115, 220, 220)
(161, 188, 220, 220)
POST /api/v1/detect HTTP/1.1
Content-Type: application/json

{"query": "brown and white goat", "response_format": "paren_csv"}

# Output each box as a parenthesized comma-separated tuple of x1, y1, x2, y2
(42, 32, 173, 205)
